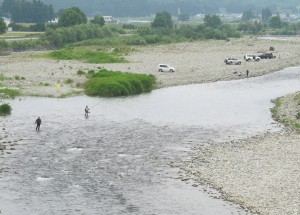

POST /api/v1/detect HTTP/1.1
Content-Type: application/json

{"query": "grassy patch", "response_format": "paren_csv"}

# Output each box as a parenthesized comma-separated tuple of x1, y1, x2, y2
(14, 75, 25, 80)
(271, 95, 300, 131)
(270, 98, 282, 119)
(296, 112, 300, 120)
(0, 103, 12, 115)
(64, 79, 74, 84)
(38, 82, 50, 86)
(0, 74, 13, 81)
(0, 74, 5, 81)
(0, 88, 20, 99)
(0, 143, 6, 150)
(84, 69, 156, 97)
(294, 92, 300, 105)
(59, 90, 83, 98)
(77, 70, 86, 76)
(87, 70, 95, 76)
(46, 48, 128, 64)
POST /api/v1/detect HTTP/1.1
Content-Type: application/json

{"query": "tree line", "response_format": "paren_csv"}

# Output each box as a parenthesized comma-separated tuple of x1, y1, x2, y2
(35, 0, 300, 17)
(0, 0, 54, 23)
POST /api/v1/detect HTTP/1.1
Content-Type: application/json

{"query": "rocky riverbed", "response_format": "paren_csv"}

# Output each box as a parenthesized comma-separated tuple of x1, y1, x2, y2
(182, 92, 300, 215)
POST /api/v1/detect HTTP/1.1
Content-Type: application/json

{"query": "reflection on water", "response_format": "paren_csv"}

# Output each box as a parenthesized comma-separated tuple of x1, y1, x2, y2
(0, 67, 299, 214)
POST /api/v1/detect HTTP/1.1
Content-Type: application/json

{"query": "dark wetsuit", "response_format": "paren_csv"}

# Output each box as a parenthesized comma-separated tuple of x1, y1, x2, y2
(85, 107, 89, 116)
(35, 118, 42, 130)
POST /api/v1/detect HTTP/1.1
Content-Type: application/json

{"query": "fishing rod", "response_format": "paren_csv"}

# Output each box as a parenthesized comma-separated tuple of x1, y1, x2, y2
(89, 100, 102, 110)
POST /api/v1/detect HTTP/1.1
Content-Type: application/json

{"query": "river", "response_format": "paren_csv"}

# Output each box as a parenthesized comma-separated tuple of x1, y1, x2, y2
(0, 67, 299, 215)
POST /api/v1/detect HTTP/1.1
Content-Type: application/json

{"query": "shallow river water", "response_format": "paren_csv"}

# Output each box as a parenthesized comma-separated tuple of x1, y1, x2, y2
(0, 67, 300, 215)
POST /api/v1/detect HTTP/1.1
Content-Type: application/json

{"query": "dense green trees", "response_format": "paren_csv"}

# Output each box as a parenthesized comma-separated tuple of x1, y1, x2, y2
(1, 0, 54, 23)
(58, 7, 87, 27)
(10, 22, 45, 32)
(35, 0, 300, 17)
(0, 18, 6, 34)
(178, 14, 189, 22)
(241, 10, 255, 22)
(90, 15, 105, 27)
(262, 8, 272, 23)
(151, 11, 173, 29)
(203, 15, 222, 28)
(238, 22, 264, 35)
(269, 16, 283, 29)
(44, 24, 113, 47)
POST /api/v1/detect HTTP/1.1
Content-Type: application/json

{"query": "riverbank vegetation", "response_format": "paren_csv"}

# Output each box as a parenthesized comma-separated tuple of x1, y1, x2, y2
(271, 92, 300, 131)
(84, 69, 155, 97)
(1, 5, 299, 60)
(42, 48, 127, 63)
(0, 88, 20, 99)
(0, 103, 12, 115)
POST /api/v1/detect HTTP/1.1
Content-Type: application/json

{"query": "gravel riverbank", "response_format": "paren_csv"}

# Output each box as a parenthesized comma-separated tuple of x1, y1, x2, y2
(1, 37, 300, 97)
(182, 92, 300, 215)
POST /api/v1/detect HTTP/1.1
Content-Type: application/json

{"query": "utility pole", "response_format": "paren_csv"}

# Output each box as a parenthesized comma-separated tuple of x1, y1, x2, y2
(177, 0, 181, 16)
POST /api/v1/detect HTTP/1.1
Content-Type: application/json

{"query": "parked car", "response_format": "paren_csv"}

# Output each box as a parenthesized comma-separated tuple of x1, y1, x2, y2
(224, 58, 242, 65)
(157, 64, 175, 72)
(244, 54, 260, 61)
(258, 53, 276, 59)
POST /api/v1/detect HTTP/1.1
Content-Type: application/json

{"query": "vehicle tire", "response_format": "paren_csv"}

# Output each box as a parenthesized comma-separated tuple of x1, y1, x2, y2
(238, 62, 241, 65)
(170, 69, 174, 72)
(159, 69, 163, 72)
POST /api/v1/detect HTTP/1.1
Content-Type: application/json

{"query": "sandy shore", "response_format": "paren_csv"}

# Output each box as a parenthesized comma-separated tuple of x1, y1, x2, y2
(1, 36, 300, 214)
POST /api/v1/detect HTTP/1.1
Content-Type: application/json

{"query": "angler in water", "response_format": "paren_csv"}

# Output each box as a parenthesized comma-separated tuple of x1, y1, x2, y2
(35, 117, 42, 131)
(85, 105, 90, 116)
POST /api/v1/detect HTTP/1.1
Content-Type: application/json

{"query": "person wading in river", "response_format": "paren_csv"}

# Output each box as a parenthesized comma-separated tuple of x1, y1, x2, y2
(246, 69, 249, 77)
(35, 117, 42, 131)
(85, 105, 90, 117)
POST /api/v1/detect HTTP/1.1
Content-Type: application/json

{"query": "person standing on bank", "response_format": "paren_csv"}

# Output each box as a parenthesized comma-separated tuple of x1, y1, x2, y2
(246, 69, 249, 77)
(85, 105, 90, 116)
(35, 117, 42, 131)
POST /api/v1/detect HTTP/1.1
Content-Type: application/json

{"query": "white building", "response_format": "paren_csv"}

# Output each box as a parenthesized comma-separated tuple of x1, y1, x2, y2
(2, 17, 11, 26)
(103, 16, 114, 22)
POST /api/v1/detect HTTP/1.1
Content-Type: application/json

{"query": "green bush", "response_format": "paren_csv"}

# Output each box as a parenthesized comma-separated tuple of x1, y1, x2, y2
(0, 74, 5, 81)
(0, 103, 11, 115)
(125, 36, 147, 45)
(64, 79, 74, 84)
(14, 76, 20, 80)
(39, 82, 50, 86)
(84, 69, 155, 97)
(77, 70, 86, 75)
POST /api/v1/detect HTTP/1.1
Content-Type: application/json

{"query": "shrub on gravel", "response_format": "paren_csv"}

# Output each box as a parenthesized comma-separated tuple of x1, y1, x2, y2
(0, 103, 11, 115)
(84, 69, 155, 97)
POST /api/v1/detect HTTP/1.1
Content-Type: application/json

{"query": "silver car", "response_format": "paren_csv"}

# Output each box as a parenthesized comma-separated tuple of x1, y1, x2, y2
(157, 64, 175, 72)
(224, 58, 242, 65)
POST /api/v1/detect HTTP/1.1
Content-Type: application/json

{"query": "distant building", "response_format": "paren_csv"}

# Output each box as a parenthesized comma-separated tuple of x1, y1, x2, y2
(103, 16, 114, 22)
(48, 18, 58, 24)
(1, 17, 11, 26)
